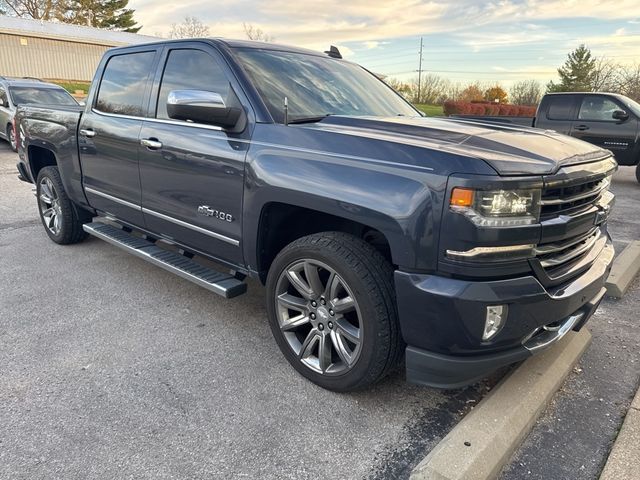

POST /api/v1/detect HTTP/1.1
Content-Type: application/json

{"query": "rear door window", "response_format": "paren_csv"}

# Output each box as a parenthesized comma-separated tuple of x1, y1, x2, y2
(95, 51, 156, 116)
(546, 96, 578, 120)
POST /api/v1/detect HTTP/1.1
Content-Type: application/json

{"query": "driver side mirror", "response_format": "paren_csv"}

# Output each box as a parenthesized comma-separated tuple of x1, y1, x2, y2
(0, 97, 8, 108)
(167, 89, 244, 129)
(612, 109, 629, 121)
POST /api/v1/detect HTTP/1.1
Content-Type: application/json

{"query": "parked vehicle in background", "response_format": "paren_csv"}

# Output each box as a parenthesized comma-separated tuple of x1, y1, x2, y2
(455, 92, 640, 182)
(0, 76, 78, 152)
(14, 39, 616, 392)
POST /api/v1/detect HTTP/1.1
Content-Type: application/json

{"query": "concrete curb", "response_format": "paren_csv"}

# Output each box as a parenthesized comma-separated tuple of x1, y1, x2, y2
(410, 329, 592, 480)
(599, 386, 640, 480)
(606, 240, 640, 298)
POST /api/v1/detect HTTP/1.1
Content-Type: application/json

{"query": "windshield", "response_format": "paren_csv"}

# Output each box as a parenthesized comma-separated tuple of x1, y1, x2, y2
(9, 87, 78, 106)
(234, 48, 418, 123)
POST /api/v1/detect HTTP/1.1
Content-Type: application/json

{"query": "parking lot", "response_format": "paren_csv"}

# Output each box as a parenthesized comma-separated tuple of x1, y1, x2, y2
(0, 141, 491, 479)
(1, 141, 639, 480)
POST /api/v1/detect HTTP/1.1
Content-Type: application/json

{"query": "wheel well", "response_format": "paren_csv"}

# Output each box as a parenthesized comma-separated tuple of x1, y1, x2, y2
(28, 146, 57, 180)
(257, 203, 393, 282)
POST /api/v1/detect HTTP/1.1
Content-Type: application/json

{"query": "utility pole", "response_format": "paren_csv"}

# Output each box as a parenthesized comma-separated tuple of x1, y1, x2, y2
(416, 37, 424, 104)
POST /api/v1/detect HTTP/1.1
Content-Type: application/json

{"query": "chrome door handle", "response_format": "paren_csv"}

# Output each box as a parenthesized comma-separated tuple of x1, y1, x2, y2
(80, 128, 96, 138)
(141, 138, 163, 150)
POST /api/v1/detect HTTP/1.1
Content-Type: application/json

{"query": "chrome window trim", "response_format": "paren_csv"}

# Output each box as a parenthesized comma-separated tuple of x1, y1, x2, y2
(91, 108, 223, 131)
(85, 186, 239, 247)
(141, 207, 239, 246)
(85, 186, 141, 211)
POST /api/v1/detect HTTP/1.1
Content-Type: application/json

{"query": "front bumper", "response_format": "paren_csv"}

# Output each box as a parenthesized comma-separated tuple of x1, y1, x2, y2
(396, 238, 614, 388)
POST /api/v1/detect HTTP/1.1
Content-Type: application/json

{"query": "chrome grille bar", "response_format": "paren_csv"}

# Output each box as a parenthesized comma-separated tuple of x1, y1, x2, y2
(535, 229, 601, 268)
(540, 177, 610, 206)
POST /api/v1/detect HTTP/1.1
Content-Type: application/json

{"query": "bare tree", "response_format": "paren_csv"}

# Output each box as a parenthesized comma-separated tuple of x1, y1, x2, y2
(591, 58, 619, 92)
(409, 74, 449, 104)
(616, 63, 640, 102)
(0, 0, 59, 19)
(169, 16, 210, 39)
(384, 77, 412, 100)
(243, 22, 274, 42)
(510, 80, 542, 105)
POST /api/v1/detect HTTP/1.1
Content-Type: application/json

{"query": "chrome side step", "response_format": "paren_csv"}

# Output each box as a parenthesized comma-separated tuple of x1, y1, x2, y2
(83, 222, 247, 299)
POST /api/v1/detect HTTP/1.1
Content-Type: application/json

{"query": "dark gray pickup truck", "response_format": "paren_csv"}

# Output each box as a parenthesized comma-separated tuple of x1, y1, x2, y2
(459, 92, 640, 180)
(15, 39, 616, 391)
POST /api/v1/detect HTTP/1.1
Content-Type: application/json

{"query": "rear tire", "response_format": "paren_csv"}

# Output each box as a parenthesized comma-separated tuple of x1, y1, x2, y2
(636, 163, 640, 184)
(7, 125, 17, 152)
(266, 232, 403, 391)
(36, 166, 91, 244)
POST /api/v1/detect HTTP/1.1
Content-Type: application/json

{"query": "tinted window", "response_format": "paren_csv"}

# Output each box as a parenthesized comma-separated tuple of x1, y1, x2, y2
(9, 87, 77, 106)
(96, 51, 155, 116)
(578, 96, 621, 121)
(234, 49, 417, 123)
(157, 49, 229, 120)
(547, 96, 576, 120)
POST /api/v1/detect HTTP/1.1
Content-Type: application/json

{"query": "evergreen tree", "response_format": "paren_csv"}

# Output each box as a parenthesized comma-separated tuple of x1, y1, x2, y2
(57, 0, 141, 32)
(547, 44, 596, 92)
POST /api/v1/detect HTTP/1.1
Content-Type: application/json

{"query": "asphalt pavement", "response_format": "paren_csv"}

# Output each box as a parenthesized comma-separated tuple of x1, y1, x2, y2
(500, 165, 640, 480)
(0, 142, 485, 480)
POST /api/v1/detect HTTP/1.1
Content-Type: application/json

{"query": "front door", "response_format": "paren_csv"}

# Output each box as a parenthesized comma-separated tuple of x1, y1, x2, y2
(80, 48, 159, 225)
(572, 94, 639, 165)
(138, 46, 250, 266)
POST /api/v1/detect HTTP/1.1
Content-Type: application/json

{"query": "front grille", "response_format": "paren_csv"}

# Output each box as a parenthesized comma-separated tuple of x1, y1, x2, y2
(540, 176, 610, 220)
(534, 227, 602, 279)
(534, 161, 615, 281)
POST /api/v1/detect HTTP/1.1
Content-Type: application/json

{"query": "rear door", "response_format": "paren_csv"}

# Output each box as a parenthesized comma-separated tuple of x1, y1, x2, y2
(138, 44, 252, 266)
(572, 94, 639, 165)
(536, 95, 580, 134)
(79, 47, 160, 226)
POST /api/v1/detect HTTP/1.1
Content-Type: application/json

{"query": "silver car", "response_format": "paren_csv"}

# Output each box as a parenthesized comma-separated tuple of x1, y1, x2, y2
(0, 77, 78, 152)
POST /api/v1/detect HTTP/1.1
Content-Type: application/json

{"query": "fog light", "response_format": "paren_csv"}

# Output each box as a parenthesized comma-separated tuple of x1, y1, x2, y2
(483, 305, 507, 340)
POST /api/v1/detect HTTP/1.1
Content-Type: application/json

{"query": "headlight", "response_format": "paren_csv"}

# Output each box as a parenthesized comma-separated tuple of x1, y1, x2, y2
(450, 187, 541, 226)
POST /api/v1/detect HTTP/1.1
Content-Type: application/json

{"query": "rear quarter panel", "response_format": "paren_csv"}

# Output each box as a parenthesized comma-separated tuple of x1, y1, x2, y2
(17, 105, 87, 205)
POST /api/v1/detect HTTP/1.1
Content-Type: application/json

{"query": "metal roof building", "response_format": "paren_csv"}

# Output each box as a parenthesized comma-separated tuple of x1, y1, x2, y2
(0, 16, 157, 82)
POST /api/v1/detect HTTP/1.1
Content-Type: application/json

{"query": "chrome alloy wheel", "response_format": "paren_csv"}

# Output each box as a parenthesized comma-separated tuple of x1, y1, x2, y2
(39, 177, 62, 235)
(275, 259, 363, 375)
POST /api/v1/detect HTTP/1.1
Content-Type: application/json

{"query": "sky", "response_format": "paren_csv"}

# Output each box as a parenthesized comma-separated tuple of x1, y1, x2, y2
(129, 0, 640, 88)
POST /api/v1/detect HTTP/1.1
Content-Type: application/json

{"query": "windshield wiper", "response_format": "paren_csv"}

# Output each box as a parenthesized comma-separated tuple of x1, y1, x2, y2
(287, 114, 332, 125)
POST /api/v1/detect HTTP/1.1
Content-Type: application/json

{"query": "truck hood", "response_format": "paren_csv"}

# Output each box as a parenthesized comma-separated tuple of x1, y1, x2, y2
(303, 116, 611, 175)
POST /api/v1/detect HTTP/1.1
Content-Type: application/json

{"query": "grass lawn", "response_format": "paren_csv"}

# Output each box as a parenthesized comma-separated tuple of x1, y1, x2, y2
(413, 104, 444, 116)
(51, 81, 91, 94)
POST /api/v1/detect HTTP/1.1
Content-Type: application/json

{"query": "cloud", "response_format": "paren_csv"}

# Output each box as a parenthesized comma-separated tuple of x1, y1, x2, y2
(362, 40, 389, 50)
(129, 0, 640, 47)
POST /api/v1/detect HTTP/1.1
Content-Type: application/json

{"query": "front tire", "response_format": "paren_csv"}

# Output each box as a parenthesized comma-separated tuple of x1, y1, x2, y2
(36, 166, 91, 244)
(636, 163, 640, 184)
(266, 232, 402, 391)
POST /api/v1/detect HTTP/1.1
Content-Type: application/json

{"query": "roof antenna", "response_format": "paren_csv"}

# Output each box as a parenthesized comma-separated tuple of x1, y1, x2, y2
(325, 45, 342, 59)
(284, 96, 289, 126)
